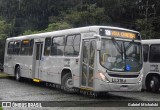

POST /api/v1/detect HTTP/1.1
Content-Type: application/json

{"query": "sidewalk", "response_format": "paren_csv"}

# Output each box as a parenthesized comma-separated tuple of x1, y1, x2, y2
(0, 72, 9, 78)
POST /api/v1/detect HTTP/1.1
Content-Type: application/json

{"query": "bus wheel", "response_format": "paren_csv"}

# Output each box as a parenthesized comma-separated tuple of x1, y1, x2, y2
(147, 76, 159, 92)
(15, 66, 21, 81)
(62, 73, 75, 93)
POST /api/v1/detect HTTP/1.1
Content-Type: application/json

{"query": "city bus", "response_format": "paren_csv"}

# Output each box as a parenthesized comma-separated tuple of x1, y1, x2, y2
(3, 26, 143, 94)
(142, 39, 160, 92)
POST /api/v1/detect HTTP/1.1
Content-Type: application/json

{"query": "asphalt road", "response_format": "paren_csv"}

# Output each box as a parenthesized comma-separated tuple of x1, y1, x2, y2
(0, 78, 160, 110)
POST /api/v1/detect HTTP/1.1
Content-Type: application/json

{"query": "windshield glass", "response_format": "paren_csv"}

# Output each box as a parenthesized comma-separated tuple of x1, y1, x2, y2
(100, 39, 142, 72)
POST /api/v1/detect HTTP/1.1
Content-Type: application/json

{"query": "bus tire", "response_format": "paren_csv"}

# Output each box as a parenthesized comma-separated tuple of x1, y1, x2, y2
(15, 66, 21, 81)
(62, 73, 75, 93)
(147, 76, 159, 92)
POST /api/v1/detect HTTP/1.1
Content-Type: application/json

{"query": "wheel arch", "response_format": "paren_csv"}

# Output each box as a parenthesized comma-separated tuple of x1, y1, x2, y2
(14, 64, 20, 75)
(61, 68, 72, 83)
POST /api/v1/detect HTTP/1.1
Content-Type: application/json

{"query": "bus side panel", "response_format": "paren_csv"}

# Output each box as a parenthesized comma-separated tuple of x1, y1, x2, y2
(40, 56, 81, 87)
(4, 56, 14, 75)
(40, 56, 62, 84)
(142, 62, 160, 89)
(17, 56, 33, 78)
(69, 58, 81, 88)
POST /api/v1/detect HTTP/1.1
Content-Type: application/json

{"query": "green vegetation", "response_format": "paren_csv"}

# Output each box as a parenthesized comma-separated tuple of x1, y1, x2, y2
(0, 0, 159, 39)
(0, 17, 12, 39)
(23, 22, 72, 35)
(0, 104, 2, 110)
(0, 0, 160, 64)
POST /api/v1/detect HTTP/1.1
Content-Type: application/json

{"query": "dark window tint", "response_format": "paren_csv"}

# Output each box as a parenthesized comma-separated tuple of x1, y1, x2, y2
(149, 44, 160, 62)
(7, 41, 14, 55)
(36, 43, 43, 60)
(65, 34, 81, 56)
(14, 41, 21, 55)
(36, 44, 40, 60)
(88, 41, 96, 87)
(143, 45, 149, 62)
(20, 39, 30, 55)
(82, 41, 89, 63)
(51, 36, 64, 55)
(44, 37, 51, 56)
(29, 39, 34, 55)
(89, 41, 96, 67)
(82, 41, 89, 86)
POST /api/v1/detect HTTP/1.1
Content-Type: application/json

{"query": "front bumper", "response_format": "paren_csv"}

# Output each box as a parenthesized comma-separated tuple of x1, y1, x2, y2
(94, 79, 142, 92)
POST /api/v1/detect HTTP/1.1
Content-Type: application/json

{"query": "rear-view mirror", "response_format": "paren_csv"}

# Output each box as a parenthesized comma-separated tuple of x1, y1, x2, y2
(97, 41, 101, 51)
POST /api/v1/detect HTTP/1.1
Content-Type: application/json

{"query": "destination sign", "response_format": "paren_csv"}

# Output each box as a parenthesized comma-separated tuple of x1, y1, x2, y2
(99, 28, 140, 40)
(111, 31, 136, 39)
(22, 40, 29, 44)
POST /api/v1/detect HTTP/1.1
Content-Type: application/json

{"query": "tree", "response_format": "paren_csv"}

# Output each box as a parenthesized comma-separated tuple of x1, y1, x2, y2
(0, 17, 12, 39)
(65, 4, 111, 27)
(136, 19, 155, 39)
(23, 22, 72, 35)
(44, 22, 72, 32)
(0, 0, 160, 38)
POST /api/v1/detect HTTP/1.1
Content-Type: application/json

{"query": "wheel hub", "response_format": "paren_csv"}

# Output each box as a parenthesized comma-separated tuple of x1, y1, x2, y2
(66, 79, 73, 88)
(16, 73, 19, 79)
(150, 80, 154, 88)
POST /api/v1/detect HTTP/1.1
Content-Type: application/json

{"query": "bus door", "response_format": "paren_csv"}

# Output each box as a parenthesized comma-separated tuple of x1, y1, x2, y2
(81, 39, 96, 89)
(33, 42, 43, 79)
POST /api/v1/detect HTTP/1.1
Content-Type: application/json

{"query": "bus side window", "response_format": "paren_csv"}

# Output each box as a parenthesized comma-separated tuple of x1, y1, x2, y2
(51, 36, 64, 56)
(44, 37, 51, 56)
(20, 39, 30, 55)
(65, 34, 81, 56)
(143, 44, 149, 62)
(73, 34, 81, 55)
(14, 41, 21, 55)
(29, 39, 34, 55)
(149, 44, 160, 63)
(7, 41, 14, 55)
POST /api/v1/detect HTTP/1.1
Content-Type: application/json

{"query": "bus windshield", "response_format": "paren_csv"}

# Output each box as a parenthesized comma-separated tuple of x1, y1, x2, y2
(100, 38, 142, 72)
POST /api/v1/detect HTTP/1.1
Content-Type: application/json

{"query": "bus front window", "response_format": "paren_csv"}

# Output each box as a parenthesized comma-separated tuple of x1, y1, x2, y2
(124, 42, 142, 72)
(100, 39, 142, 72)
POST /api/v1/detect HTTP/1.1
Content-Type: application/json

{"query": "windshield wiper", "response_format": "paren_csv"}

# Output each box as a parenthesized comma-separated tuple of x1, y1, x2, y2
(112, 38, 122, 54)
(125, 41, 134, 51)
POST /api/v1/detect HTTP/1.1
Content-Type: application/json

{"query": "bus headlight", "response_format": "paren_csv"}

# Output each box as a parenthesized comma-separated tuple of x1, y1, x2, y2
(99, 72, 109, 83)
(100, 72, 106, 80)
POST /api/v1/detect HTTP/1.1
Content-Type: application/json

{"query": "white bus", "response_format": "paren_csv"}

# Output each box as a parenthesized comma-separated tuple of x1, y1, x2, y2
(142, 39, 160, 92)
(3, 26, 143, 94)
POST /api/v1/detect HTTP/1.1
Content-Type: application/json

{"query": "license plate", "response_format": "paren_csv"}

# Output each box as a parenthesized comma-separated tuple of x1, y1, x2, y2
(112, 78, 126, 83)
